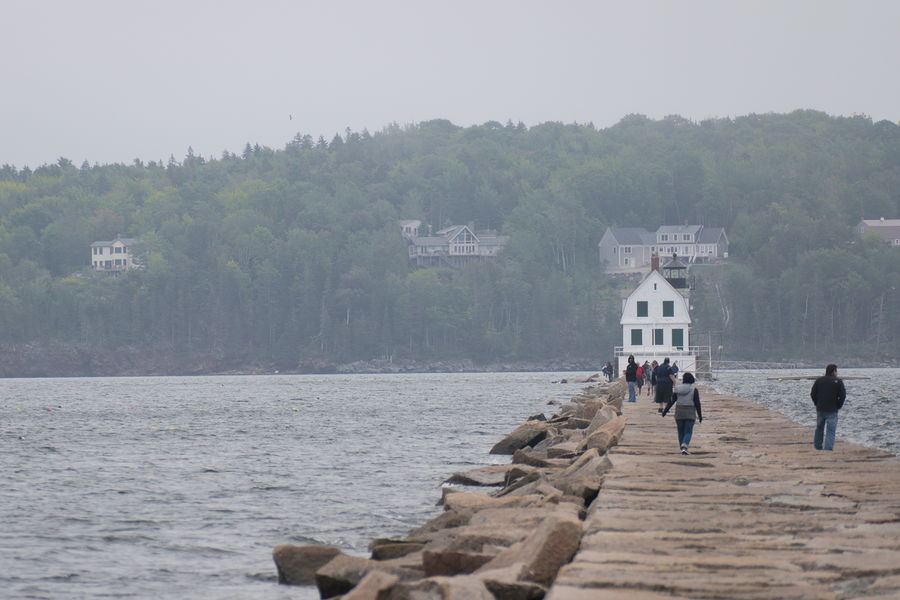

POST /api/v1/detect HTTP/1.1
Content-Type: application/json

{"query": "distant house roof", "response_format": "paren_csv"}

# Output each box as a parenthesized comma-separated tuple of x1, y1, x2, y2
(663, 254, 689, 269)
(657, 225, 702, 236)
(473, 231, 508, 246)
(436, 225, 477, 240)
(608, 227, 654, 245)
(91, 237, 136, 247)
(413, 235, 451, 248)
(697, 227, 727, 243)
(859, 219, 900, 242)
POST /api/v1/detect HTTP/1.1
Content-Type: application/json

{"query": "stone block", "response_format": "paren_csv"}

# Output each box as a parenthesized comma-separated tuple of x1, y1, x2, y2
(272, 543, 342, 585)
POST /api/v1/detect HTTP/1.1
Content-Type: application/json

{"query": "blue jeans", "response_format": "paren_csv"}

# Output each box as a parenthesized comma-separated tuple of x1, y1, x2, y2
(814, 411, 838, 450)
(676, 419, 695, 448)
(627, 381, 637, 402)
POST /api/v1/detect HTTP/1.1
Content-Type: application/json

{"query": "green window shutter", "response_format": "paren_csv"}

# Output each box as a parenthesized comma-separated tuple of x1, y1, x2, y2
(672, 329, 684, 349)
(662, 300, 674, 317)
(637, 301, 648, 317)
(631, 329, 643, 345)
(654, 329, 664, 345)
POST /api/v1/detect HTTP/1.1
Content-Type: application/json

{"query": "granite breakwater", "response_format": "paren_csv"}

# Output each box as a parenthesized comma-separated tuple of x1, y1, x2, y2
(273, 380, 900, 599)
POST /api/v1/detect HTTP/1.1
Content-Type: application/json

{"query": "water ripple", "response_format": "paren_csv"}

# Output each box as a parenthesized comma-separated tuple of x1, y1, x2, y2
(0, 372, 576, 599)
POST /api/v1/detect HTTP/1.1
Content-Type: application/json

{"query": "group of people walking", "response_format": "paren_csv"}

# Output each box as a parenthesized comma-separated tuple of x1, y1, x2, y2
(616, 357, 844, 456)
(623, 356, 679, 407)
(623, 355, 698, 454)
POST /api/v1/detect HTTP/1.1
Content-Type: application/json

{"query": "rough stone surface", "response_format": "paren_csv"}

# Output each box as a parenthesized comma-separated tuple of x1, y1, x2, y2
(370, 541, 425, 560)
(477, 515, 582, 587)
(468, 504, 581, 528)
(386, 575, 496, 599)
(511, 448, 570, 469)
(441, 491, 549, 512)
(404, 508, 473, 539)
(584, 405, 617, 434)
(490, 421, 551, 454)
(548, 448, 612, 500)
(578, 414, 626, 453)
(476, 563, 548, 600)
(445, 464, 534, 487)
(422, 548, 495, 576)
(342, 570, 400, 599)
(315, 554, 420, 598)
(549, 389, 900, 599)
(271, 544, 342, 585)
(546, 440, 580, 459)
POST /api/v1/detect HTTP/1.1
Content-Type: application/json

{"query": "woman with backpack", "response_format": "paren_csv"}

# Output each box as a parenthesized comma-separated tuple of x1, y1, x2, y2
(661, 372, 703, 455)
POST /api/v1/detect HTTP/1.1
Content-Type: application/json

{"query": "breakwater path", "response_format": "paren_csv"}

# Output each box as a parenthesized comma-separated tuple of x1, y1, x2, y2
(550, 389, 900, 599)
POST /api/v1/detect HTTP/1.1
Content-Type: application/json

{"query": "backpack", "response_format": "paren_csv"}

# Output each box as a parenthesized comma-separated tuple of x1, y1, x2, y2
(636, 366, 644, 379)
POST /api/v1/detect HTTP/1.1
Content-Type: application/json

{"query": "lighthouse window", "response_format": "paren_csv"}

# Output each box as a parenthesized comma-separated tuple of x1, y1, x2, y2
(637, 301, 648, 317)
(662, 301, 674, 317)
(631, 329, 642, 345)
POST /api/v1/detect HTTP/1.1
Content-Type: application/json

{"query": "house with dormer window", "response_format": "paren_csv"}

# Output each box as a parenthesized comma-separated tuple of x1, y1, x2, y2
(599, 224, 728, 271)
(402, 222, 508, 268)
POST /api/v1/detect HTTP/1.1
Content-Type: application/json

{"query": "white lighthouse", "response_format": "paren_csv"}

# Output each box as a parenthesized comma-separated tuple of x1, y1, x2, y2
(616, 254, 702, 375)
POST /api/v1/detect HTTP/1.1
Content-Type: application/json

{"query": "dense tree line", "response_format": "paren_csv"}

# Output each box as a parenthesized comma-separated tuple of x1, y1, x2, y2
(0, 110, 897, 373)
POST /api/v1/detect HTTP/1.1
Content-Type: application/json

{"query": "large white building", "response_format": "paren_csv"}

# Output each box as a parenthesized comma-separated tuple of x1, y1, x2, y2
(615, 255, 705, 376)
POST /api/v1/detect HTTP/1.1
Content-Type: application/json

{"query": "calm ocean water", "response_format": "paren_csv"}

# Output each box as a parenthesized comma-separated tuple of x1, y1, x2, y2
(0, 372, 579, 600)
(1, 369, 896, 599)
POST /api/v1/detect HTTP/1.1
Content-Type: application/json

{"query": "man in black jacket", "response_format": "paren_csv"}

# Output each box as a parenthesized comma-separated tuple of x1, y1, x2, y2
(624, 355, 638, 403)
(810, 363, 846, 451)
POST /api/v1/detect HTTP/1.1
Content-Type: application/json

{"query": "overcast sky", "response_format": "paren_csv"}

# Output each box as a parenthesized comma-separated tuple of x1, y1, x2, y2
(3, 0, 898, 168)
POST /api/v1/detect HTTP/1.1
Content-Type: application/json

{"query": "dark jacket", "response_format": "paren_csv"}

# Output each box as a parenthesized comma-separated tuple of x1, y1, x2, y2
(654, 363, 673, 383)
(810, 375, 846, 413)
(625, 361, 638, 382)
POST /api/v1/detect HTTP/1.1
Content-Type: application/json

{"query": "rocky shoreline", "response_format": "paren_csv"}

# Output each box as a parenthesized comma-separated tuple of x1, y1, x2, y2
(272, 380, 630, 598)
(272, 380, 900, 599)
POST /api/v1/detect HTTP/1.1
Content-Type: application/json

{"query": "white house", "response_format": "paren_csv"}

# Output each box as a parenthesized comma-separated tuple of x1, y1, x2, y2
(615, 255, 699, 375)
(599, 224, 728, 271)
(90, 236, 137, 273)
(400, 219, 421, 240)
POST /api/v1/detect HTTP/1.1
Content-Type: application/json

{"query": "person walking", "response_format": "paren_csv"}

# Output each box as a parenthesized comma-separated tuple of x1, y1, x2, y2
(642, 361, 652, 395)
(602, 361, 614, 382)
(661, 372, 702, 454)
(810, 363, 846, 451)
(624, 355, 639, 403)
(653, 358, 675, 413)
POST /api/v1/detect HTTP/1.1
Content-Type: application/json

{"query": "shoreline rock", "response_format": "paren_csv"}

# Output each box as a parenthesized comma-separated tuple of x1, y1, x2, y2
(272, 380, 629, 598)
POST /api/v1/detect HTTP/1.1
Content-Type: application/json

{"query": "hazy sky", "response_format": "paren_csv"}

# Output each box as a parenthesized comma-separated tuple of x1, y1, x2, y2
(3, 0, 898, 168)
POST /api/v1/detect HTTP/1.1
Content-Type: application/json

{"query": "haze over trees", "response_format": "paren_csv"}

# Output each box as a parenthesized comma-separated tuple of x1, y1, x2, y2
(0, 110, 897, 374)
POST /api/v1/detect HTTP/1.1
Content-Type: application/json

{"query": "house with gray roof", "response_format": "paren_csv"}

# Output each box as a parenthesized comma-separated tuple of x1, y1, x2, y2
(91, 235, 137, 274)
(403, 222, 508, 268)
(599, 225, 728, 271)
(858, 219, 900, 247)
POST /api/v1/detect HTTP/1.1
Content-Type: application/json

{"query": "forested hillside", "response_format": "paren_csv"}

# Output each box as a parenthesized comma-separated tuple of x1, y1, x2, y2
(1, 110, 897, 375)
